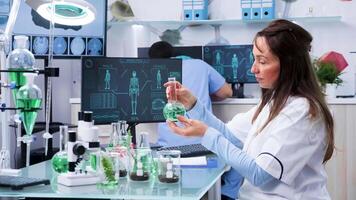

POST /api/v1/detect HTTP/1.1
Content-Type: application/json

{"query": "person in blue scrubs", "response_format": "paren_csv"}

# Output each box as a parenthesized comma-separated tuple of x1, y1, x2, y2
(149, 41, 238, 200)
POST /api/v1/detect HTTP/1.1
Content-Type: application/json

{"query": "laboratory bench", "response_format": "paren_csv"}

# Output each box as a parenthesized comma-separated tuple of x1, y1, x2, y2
(0, 158, 227, 200)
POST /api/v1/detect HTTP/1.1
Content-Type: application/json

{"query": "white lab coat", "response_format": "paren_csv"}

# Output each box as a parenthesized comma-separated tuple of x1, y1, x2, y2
(227, 97, 331, 200)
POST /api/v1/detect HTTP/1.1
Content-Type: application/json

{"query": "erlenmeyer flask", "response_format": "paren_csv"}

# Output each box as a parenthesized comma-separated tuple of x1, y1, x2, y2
(118, 120, 131, 149)
(7, 35, 35, 107)
(163, 77, 186, 122)
(16, 73, 42, 136)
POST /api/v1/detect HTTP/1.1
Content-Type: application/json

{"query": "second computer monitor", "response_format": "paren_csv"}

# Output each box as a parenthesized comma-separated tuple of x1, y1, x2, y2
(203, 45, 256, 83)
(81, 57, 182, 124)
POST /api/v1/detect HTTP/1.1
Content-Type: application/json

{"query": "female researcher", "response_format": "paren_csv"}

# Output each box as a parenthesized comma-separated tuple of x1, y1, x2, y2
(165, 19, 334, 200)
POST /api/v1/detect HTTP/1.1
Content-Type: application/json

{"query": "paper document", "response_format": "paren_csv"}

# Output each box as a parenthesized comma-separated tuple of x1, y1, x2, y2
(173, 156, 207, 166)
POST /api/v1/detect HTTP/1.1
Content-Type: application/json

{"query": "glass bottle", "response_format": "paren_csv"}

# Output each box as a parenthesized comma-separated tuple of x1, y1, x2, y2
(108, 122, 120, 149)
(51, 126, 69, 173)
(118, 120, 131, 149)
(16, 73, 42, 136)
(7, 35, 35, 107)
(163, 77, 186, 122)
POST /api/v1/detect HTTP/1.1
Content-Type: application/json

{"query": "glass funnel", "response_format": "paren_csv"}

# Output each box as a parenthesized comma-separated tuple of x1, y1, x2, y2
(7, 35, 35, 107)
(163, 77, 186, 122)
(16, 73, 42, 136)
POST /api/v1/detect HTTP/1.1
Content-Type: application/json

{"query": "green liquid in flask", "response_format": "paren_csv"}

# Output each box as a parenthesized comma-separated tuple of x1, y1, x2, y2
(16, 98, 42, 135)
(8, 69, 27, 107)
(51, 152, 68, 173)
(163, 102, 186, 122)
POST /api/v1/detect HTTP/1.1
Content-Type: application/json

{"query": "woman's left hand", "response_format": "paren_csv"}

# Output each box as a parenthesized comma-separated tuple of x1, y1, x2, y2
(166, 115, 208, 137)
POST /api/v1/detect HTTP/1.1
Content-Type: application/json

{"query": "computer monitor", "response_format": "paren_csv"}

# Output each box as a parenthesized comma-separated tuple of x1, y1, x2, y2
(203, 45, 256, 83)
(81, 57, 182, 124)
(203, 45, 256, 98)
(138, 46, 203, 59)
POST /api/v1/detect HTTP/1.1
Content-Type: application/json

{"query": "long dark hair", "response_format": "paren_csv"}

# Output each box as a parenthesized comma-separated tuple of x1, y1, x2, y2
(252, 19, 334, 163)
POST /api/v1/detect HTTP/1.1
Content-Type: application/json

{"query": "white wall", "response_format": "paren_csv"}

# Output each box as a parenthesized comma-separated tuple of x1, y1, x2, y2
(107, 0, 356, 96)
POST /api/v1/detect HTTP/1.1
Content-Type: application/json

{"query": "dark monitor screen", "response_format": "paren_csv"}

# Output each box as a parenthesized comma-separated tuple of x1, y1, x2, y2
(138, 46, 203, 59)
(203, 45, 256, 83)
(81, 57, 182, 124)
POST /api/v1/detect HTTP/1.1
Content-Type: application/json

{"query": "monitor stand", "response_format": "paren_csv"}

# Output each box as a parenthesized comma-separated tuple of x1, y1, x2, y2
(232, 82, 244, 98)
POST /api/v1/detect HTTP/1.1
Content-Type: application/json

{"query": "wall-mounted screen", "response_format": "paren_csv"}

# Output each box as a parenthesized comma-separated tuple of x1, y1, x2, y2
(81, 57, 182, 124)
(203, 45, 256, 83)
(12, 0, 106, 58)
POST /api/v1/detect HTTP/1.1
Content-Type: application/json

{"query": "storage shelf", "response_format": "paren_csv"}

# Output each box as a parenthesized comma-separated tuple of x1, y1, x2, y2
(108, 16, 342, 27)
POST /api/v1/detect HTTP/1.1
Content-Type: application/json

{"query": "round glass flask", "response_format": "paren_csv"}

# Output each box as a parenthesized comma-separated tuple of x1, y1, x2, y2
(163, 77, 186, 122)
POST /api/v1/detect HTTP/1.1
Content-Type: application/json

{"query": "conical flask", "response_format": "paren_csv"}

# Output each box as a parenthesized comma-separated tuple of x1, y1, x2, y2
(118, 120, 131, 148)
(7, 35, 35, 107)
(163, 77, 186, 122)
(16, 73, 42, 136)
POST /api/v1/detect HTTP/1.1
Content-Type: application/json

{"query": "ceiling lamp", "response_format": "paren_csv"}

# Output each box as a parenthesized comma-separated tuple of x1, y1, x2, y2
(25, 0, 96, 26)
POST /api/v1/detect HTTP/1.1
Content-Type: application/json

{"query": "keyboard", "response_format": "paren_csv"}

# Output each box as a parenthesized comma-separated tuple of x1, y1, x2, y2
(0, 175, 50, 190)
(159, 143, 213, 157)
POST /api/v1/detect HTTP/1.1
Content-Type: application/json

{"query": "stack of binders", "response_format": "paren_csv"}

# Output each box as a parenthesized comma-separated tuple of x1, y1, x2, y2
(183, 0, 209, 20)
(241, 0, 275, 20)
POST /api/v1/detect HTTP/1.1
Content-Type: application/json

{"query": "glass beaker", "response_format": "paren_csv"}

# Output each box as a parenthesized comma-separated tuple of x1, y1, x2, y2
(99, 152, 119, 186)
(16, 73, 42, 136)
(7, 35, 35, 107)
(163, 77, 186, 122)
(129, 148, 152, 181)
(111, 146, 129, 178)
(157, 150, 181, 184)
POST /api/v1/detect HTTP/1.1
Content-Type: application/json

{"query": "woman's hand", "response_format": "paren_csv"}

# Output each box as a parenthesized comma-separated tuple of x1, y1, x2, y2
(167, 115, 208, 137)
(164, 81, 197, 110)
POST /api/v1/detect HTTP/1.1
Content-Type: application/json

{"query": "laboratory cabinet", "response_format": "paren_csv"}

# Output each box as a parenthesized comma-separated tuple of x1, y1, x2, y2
(212, 99, 356, 200)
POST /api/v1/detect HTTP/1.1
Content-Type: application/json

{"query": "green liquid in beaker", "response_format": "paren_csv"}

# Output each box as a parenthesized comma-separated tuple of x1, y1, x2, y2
(8, 69, 27, 107)
(163, 102, 186, 122)
(51, 152, 68, 173)
(16, 98, 42, 135)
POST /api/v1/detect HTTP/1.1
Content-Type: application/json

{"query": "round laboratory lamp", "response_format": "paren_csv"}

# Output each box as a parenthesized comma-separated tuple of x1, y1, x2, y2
(25, 0, 96, 26)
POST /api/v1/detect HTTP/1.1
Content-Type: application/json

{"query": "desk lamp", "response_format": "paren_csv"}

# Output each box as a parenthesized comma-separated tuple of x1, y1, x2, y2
(0, 0, 96, 172)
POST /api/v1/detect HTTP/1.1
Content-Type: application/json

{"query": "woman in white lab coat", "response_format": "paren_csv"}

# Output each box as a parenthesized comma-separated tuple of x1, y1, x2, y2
(165, 19, 334, 200)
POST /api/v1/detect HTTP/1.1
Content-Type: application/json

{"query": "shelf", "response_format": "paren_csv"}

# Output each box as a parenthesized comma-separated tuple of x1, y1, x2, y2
(107, 16, 342, 27)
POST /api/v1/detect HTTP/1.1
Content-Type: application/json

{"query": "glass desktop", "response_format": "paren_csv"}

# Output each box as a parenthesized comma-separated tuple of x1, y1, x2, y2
(0, 159, 226, 200)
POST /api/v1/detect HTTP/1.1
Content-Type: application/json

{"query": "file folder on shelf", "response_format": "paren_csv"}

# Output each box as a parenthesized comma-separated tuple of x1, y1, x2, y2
(183, 0, 208, 20)
(241, 0, 275, 20)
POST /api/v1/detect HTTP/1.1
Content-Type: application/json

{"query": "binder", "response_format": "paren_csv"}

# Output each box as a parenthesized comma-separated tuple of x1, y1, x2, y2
(261, 0, 275, 19)
(183, 0, 208, 20)
(183, 0, 193, 20)
(192, 0, 208, 20)
(251, 0, 262, 20)
(241, 0, 252, 20)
